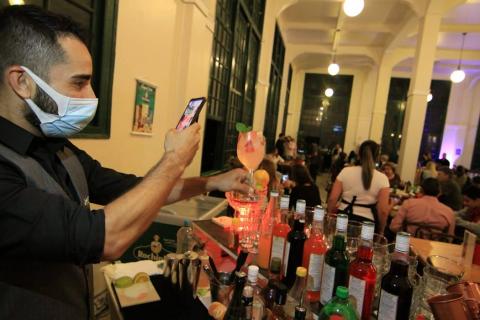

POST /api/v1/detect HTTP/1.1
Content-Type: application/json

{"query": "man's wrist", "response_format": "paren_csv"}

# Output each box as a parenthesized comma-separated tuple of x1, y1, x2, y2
(154, 151, 186, 180)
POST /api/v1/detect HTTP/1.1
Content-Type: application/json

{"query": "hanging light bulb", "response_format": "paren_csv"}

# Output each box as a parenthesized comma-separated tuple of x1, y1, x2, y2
(450, 33, 467, 84)
(325, 88, 334, 97)
(328, 62, 340, 76)
(343, 0, 365, 17)
(427, 93, 433, 102)
(8, 0, 25, 4)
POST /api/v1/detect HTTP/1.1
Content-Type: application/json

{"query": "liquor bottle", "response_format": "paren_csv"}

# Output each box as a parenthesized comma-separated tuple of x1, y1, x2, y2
(378, 232, 413, 320)
(319, 214, 349, 306)
(262, 258, 282, 310)
(176, 219, 194, 253)
(224, 271, 247, 320)
(294, 305, 307, 320)
(318, 286, 358, 320)
(285, 267, 308, 318)
(258, 191, 279, 269)
(242, 286, 253, 320)
(348, 221, 376, 320)
(271, 282, 288, 320)
(246, 265, 265, 320)
(302, 205, 327, 302)
(271, 195, 292, 278)
(283, 201, 307, 288)
(269, 257, 282, 282)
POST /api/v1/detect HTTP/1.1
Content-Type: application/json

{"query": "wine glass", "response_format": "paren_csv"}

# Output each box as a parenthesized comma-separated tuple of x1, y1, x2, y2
(236, 130, 265, 195)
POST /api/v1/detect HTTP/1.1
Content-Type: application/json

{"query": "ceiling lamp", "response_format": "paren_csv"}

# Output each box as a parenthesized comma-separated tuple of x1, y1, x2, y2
(8, 0, 25, 4)
(325, 88, 334, 97)
(343, 0, 365, 17)
(427, 93, 433, 102)
(450, 32, 467, 84)
(328, 61, 340, 76)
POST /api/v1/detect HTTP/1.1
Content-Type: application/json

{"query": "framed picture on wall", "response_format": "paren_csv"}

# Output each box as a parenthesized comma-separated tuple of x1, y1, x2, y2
(132, 79, 156, 136)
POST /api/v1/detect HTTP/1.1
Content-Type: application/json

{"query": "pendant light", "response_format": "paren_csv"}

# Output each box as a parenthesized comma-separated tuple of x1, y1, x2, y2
(325, 88, 334, 97)
(8, 0, 25, 4)
(450, 33, 467, 84)
(343, 0, 365, 17)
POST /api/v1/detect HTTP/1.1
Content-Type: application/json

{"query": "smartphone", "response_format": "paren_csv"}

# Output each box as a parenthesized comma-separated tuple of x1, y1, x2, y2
(176, 97, 206, 130)
(281, 174, 289, 183)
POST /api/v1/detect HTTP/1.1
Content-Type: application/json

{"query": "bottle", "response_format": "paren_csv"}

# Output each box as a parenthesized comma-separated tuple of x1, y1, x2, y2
(176, 219, 193, 253)
(302, 205, 327, 302)
(242, 286, 254, 320)
(262, 257, 282, 310)
(283, 200, 307, 288)
(285, 267, 308, 318)
(246, 265, 265, 320)
(318, 286, 358, 320)
(258, 191, 279, 269)
(224, 271, 247, 320)
(378, 232, 413, 320)
(319, 214, 349, 306)
(271, 195, 292, 278)
(272, 282, 288, 320)
(348, 221, 376, 320)
(294, 305, 307, 320)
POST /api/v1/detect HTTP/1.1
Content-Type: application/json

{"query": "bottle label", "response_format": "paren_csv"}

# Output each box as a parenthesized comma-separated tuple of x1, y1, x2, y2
(348, 275, 366, 316)
(252, 297, 264, 320)
(378, 289, 399, 320)
(271, 236, 286, 261)
(283, 241, 291, 277)
(320, 263, 335, 305)
(307, 253, 324, 292)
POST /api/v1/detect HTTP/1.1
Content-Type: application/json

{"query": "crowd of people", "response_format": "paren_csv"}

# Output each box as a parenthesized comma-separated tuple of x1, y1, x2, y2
(260, 133, 480, 242)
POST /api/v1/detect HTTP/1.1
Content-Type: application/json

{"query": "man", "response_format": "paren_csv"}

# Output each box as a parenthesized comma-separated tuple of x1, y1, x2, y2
(437, 152, 450, 167)
(455, 185, 480, 237)
(390, 178, 455, 236)
(0, 5, 249, 319)
(437, 166, 463, 210)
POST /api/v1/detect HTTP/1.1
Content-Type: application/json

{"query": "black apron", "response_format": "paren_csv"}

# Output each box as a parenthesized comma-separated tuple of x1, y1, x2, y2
(340, 196, 380, 233)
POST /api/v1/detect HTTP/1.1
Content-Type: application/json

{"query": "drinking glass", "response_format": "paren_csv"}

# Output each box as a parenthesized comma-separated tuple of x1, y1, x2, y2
(324, 213, 337, 247)
(237, 131, 265, 192)
(346, 221, 363, 258)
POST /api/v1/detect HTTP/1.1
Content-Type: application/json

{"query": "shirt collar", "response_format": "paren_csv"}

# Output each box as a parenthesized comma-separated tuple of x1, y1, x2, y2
(0, 116, 66, 155)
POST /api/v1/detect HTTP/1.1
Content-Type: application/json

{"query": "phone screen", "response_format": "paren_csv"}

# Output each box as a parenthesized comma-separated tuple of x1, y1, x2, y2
(176, 97, 206, 130)
(281, 174, 289, 183)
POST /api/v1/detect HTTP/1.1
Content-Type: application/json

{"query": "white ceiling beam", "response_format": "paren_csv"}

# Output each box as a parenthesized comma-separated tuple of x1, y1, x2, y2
(385, 16, 419, 53)
(283, 21, 396, 34)
(440, 24, 480, 33)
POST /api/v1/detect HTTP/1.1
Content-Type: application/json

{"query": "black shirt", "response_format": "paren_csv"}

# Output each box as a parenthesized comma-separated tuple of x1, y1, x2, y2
(0, 117, 141, 265)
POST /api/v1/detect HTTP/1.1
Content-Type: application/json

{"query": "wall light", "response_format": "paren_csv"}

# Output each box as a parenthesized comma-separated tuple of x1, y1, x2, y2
(325, 88, 334, 97)
(450, 33, 467, 84)
(343, 0, 365, 17)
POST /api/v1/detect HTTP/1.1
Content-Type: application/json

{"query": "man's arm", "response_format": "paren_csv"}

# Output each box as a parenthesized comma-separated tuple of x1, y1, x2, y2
(390, 202, 408, 233)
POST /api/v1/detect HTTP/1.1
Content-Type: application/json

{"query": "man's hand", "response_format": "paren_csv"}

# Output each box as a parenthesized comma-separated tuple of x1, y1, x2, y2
(164, 123, 201, 168)
(207, 168, 250, 194)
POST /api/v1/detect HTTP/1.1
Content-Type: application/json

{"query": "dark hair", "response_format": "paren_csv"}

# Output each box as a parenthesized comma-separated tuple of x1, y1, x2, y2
(421, 178, 440, 196)
(291, 164, 314, 186)
(463, 185, 480, 200)
(358, 140, 380, 190)
(455, 165, 466, 177)
(0, 5, 86, 83)
(437, 166, 453, 177)
(381, 162, 396, 174)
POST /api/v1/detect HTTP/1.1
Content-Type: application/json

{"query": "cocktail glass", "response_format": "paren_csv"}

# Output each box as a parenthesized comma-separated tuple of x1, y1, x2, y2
(237, 130, 265, 192)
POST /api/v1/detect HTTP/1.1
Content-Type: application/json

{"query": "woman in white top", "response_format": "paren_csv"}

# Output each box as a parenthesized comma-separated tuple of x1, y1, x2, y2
(327, 140, 391, 234)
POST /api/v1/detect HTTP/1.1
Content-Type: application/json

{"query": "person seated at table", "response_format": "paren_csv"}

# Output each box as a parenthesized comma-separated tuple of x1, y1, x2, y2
(289, 163, 321, 208)
(421, 161, 438, 181)
(455, 185, 480, 237)
(265, 144, 284, 166)
(283, 136, 297, 161)
(437, 166, 463, 211)
(327, 140, 391, 234)
(453, 165, 471, 192)
(390, 178, 455, 236)
(381, 162, 403, 189)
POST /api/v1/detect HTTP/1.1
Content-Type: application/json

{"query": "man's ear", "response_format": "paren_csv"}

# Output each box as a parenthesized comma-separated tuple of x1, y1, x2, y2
(5, 65, 36, 99)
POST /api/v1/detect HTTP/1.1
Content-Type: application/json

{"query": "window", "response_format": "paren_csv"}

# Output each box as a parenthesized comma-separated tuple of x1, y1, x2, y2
(201, 0, 265, 173)
(381, 78, 451, 163)
(264, 25, 285, 152)
(1, 0, 118, 138)
(282, 65, 293, 134)
(298, 73, 353, 149)
(471, 118, 480, 170)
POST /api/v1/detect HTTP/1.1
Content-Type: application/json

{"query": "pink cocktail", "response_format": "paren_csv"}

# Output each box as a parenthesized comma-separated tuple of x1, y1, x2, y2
(237, 131, 265, 189)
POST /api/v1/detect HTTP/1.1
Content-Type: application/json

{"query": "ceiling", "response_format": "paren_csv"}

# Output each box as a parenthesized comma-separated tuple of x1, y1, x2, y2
(277, 0, 480, 78)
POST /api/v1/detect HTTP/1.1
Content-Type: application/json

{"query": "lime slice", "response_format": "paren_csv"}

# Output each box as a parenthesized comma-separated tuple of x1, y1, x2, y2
(114, 276, 134, 288)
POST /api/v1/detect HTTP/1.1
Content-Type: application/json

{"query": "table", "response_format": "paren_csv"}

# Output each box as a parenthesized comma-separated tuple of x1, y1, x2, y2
(410, 237, 480, 282)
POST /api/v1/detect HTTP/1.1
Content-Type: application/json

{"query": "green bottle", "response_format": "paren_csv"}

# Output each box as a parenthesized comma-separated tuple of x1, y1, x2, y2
(318, 286, 358, 320)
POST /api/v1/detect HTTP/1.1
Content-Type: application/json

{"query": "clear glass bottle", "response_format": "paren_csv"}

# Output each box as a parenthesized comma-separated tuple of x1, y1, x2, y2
(272, 282, 288, 320)
(258, 191, 279, 269)
(246, 265, 265, 320)
(378, 232, 413, 320)
(320, 214, 349, 306)
(285, 267, 308, 318)
(176, 219, 194, 253)
(348, 221, 376, 320)
(303, 205, 327, 302)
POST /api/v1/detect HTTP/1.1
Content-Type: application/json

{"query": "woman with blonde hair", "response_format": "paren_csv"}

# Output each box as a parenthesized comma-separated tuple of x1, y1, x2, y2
(327, 140, 391, 233)
(422, 161, 438, 181)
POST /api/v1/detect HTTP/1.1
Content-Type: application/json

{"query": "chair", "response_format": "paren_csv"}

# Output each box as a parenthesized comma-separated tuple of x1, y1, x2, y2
(403, 222, 462, 244)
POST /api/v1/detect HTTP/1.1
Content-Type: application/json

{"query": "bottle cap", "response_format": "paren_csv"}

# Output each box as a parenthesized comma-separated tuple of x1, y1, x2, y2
(294, 306, 307, 319)
(360, 221, 375, 241)
(313, 205, 325, 222)
(336, 214, 348, 232)
(395, 232, 411, 253)
(183, 219, 190, 227)
(270, 257, 281, 274)
(247, 265, 259, 283)
(270, 190, 279, 198)
(235, 271, 246, 279)
(274, 282, 288, 305)
(296, 199, 306, 214)
(280, 195, 290, 209)
(242, 286, 253, 298)
(336, 286, 349, 299)
(296, 266, 307, 277)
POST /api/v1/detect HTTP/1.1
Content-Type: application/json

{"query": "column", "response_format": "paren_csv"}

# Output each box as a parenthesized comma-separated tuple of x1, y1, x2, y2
(369, 55, 393, 142)
(397, 12, 442, 181)
(285, 69, 305, 137)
